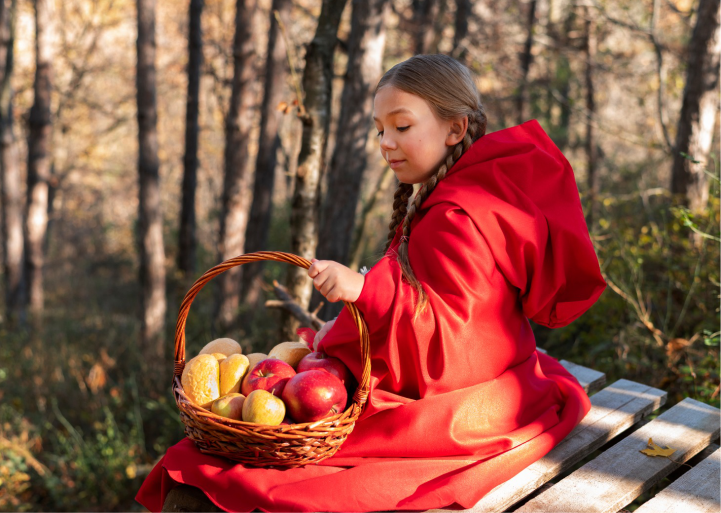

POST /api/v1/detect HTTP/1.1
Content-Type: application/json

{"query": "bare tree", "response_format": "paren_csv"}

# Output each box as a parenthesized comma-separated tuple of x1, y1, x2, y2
(24, 0, 56, 317)
(0, 0, 22, 323)
(312, 0, 388, 320)
(136, 0, 167, 367)
(178, 0, 204, 277)
(282, 0, 348, 340)
(516, 0, 537, 125)
(583, 4, 599, 228)
(452, 0, 471, 63)
(671, 0, 720, 212)
(216, 0, 256, 330)
(413, 0, 440, 55)
(241, 0, 292, 306)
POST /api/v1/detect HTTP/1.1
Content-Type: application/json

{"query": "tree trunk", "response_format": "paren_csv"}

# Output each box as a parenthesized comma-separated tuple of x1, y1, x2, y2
(24, 0, 55, 317)
(516, 0, 537, 125)
(311, 0, 388, 320)
(583, 5, 598, 229)
(178, 0, 204, 277)
(348, 166, 395, 271)
(216, 0, 256, 330)
(136, 0, 167, 370)
(240, 0, 291, 307)
(0, 0, 22, 323)
(453, 0, 471, 63)
(670, 0, 720, 213)
(414, 0, 439, 55)
(282, 0, 348, 341)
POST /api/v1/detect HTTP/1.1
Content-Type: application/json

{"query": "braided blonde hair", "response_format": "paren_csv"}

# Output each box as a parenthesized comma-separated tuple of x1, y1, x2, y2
(378, 55, 487, 320)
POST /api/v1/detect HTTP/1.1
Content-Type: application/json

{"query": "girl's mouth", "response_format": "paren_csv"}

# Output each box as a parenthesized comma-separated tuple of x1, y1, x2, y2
(389, 159, 405, 169)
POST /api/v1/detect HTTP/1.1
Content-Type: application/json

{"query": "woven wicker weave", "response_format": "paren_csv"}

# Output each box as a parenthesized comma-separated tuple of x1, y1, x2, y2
(172, 251, 371, 468)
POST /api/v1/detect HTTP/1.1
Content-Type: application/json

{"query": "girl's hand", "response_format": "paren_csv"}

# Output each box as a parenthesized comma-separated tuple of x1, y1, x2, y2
(308, 259, 364, 304)
(313, 317, 337, 351)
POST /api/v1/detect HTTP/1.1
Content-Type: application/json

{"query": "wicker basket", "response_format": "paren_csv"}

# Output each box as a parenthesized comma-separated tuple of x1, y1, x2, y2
(172, 251, 371, 468)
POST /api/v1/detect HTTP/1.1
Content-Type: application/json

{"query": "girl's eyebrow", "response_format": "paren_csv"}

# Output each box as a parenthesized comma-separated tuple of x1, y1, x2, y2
(373, 107, 412, 121)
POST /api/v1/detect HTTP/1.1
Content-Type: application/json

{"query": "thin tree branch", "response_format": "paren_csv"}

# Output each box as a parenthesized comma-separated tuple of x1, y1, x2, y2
(265, 279, 325, 330)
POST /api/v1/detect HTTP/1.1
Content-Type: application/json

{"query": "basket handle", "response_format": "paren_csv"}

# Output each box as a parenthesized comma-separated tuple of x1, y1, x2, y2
(172, 251, 371, 406)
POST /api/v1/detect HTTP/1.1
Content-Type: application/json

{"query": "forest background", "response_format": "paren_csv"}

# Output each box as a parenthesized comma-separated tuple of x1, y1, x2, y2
(0, 0, 718, 510)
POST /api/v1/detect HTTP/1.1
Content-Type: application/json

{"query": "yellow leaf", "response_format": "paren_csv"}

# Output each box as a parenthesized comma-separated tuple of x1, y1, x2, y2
(640, 437, 677, 458)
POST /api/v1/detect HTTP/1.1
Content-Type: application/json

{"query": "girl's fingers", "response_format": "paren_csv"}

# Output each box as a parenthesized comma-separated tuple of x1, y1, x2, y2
(308, 259, 328, 278)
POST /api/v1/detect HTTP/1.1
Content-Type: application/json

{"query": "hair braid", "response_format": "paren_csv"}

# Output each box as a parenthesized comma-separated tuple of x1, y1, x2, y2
(383, 182, 414, 254)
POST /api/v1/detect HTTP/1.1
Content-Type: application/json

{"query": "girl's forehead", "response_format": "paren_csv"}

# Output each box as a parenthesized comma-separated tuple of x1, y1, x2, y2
(373, 87, 431, 120)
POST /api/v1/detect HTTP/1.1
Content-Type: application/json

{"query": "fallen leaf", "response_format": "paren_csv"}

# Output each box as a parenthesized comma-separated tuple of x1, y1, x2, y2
(640, 437, 676, 458)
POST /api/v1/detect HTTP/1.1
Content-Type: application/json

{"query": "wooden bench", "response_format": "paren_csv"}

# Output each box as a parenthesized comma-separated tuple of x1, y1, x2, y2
(160, 355, 721, 512)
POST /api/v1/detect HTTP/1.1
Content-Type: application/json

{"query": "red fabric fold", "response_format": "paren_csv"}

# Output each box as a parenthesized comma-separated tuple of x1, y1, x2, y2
(136, 120, 605, 512)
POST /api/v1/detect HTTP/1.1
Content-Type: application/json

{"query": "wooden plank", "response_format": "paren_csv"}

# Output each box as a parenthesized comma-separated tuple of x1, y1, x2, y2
(515, 398, 721, 513)
(427, 379, 666, 513)
(559, 359, 606, 394)
(634, 448, 720, 513)
(535, 347, 606, 394)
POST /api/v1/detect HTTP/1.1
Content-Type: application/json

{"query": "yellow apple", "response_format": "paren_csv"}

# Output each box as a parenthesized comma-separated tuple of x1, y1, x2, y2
(241, 390, 285, 425)
(219, 353, 250, 395)
(211, 393, 246, 420)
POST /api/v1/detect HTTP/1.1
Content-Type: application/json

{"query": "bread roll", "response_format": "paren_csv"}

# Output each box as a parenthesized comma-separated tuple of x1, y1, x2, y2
(268, 342, 312, 369)
(198, 338, 242, 357)
(246, 353, 268, 372)
(181, 354, 220, 408)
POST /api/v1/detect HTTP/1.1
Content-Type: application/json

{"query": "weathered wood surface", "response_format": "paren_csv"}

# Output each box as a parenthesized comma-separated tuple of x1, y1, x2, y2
(559, 359, 606, 394)
(515, 397, 721, 513)
(427, 379, 666, 513)
(536, 348, 606, 394)
(633, 447, 720, 513)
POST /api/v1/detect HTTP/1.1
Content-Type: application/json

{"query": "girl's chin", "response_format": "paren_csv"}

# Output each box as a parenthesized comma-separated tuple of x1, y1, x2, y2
(393, 169, 435, 185)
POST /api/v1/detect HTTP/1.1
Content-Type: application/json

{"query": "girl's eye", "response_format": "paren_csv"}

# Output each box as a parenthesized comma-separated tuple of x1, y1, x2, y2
(376, 126, 409, 137)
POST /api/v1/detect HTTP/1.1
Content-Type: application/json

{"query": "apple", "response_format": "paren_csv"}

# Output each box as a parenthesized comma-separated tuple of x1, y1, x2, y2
(281, 370, 348, 423)
(211, 393, 246, 420)
(241, 358, 296, 397)
(241, 390, 285, 425)
(297, 352, 352, 386)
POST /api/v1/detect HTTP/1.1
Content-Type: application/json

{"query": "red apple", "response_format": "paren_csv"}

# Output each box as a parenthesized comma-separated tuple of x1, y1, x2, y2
(281, 370, 348, 423)
(297, 352, 352, 386)
(241, 358, 296, 397)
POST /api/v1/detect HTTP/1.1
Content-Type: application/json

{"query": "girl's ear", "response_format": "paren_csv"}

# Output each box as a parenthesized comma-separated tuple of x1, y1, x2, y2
(445, 115, 468, 146)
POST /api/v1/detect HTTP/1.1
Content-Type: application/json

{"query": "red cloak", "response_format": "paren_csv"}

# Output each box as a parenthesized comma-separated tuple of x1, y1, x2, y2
(136, 120, 606, 512)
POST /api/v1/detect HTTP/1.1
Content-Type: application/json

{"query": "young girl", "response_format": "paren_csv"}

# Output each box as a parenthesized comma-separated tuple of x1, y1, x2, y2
(136, 54, 606, 512)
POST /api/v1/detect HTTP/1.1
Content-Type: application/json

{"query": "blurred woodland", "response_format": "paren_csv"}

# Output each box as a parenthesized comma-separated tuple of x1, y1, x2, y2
(0, 0, 719, 510)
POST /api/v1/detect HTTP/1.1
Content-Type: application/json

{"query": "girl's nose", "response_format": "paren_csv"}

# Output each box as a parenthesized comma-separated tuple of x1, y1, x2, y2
(379, 134, 397, 152)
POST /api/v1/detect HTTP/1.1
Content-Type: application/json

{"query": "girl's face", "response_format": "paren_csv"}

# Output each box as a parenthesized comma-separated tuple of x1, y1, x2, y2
(373, 86, 467, 184)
